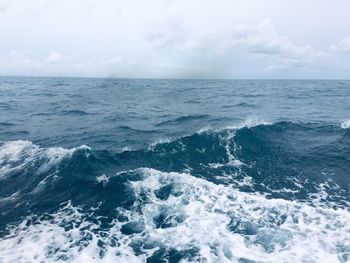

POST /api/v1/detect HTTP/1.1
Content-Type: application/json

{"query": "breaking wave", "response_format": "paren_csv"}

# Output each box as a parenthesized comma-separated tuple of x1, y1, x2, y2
(0, 168, 349, 262)
(1, 121, 350, 262)
(341, 120, 350, 129)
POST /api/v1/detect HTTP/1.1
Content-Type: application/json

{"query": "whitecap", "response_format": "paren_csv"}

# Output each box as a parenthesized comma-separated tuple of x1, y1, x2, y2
(226, 117, 272, 130)
(96, 174, 109, 185)
(0, 140, 90, 179)
(340, 119, 350, 129)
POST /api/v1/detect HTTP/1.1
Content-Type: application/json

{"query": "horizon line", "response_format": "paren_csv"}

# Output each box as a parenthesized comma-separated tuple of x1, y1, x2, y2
(0, 74, 349, 81)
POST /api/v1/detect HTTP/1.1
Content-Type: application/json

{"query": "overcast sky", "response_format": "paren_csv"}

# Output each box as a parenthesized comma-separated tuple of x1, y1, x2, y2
(1, 0, 350, 79)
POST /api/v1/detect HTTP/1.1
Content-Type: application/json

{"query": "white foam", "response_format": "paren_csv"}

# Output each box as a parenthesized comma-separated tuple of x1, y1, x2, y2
(202, 128, 245, 172)
(0, 202, 147, 263)
(226, 118, 272, 130)
(148, 137, 173, 149)
(128, 169, 350, 262)
(1, 168, 349, 262)
(0, 140, 90, 179)
(121, 146, 132, 152)
(221, 129, 245, 168)
(0, 191, 20, 203)
(197, 126, 212, 134)
(96, 174, 109, 185)
(340, 119, 350, 129)
(197, 118, 271, 135)
(149, 118, 271, 151)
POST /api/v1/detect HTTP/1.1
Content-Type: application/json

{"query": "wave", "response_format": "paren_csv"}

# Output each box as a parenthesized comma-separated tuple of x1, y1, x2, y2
(0, 103, 11, 110)
(341, 119, 350, 129)
(0, 123, 349, 204)
(49, 82, 70, 87)
(233, 102, 257, 108)
(60, 109, 94, 116)
(0, 130, 29, 136)
(0, 140, 90, 212)
(224, 118, 271, 130)
(1, 120, 349, 207)
(118, 126, 158, 134)
(31, 109, 95, 117)
(0, 168, 349, 262)
(0, 140, 90, 179)
(0, 122, 15, 127)
(155, 115, 210, 126)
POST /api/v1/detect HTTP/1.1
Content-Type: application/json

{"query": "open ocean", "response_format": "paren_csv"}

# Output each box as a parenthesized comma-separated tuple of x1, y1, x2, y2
(0, 77, 350, 263)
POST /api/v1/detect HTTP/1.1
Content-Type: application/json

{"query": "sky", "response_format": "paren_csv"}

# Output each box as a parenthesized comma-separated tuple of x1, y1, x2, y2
(0, 0, 350, 79)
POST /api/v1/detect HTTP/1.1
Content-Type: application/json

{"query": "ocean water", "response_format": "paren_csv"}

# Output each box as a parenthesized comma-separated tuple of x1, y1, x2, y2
(0, 77, 350, 263)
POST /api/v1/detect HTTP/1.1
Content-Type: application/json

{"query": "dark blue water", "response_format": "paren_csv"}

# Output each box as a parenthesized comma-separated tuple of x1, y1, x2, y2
(0, 77, 350, 262)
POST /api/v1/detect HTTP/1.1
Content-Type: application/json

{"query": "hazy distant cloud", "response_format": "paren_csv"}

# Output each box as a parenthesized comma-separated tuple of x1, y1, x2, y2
(0, 51, 197, 78)
(99, 56, 124, 65)
(229, 20, 322, 61)
(0, 51, 71, 76)
(7, 51, 36, 65)
(330, 37, 350, 53)
(0, 0, 52, 17)
(45, 51, 65, 64)
(148, 21, 186, 49)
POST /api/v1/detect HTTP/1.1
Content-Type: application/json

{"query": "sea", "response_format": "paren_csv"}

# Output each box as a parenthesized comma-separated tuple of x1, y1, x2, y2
(0, 77, 349, 262)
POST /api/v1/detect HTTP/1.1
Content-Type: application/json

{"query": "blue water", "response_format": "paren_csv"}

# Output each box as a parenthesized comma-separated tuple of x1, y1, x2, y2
(0, 77, 350, 262)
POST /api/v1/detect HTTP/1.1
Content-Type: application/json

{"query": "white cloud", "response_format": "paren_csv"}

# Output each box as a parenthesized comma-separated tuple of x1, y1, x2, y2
(188, 20, 320, 60)
(8, 51, 36, 65)
(230, 20, 318, 60)
(99, 56, 124, 65)
(330, 37, 350, 53)
(0, 51, 197, 78)
(0, 51, 71, 76)
(45, 51, 64, 64)
(147, 19, 329, 76)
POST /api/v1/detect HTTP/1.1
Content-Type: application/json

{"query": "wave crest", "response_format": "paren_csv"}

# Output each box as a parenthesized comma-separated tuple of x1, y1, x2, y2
(0, 140, 90, 179)
(341, 119, 350, 129)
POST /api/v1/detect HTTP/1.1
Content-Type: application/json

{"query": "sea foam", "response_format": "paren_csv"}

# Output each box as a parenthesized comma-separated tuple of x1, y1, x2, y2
(1, 168, 349, 263)
(0, 140, 90, 179)
(340, 119, 350, 129)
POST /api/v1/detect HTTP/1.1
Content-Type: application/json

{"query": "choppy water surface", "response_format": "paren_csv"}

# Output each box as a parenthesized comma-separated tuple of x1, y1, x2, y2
(0, 77, 350, 262)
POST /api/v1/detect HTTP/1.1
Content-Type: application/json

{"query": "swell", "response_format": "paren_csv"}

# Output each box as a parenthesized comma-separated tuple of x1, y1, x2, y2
(155, 114, 210, 126)
(118, 125, 158, 134)
(0, 122, 15, 127)
(60, 109, 95, 116)
(1, 121, 349, 227)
